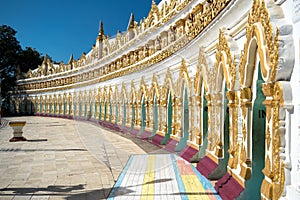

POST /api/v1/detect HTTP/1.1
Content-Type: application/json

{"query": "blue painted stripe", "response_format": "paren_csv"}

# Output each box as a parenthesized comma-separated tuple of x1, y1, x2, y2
(107, 155, 134, 199)
(171, 154, 188, 200)
(191, 164, 222, 200)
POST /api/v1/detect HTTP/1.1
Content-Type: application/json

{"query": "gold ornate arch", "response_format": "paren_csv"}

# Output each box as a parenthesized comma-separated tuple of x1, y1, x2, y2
(149, 74, 160, 100)
(237, 1, 283, 199)
(145, 1, 160, 28)
(130, 81, 137, 126)
(164, 68, 175, 96)
(119, 83, 127, 101)
(130, 80, 137, 104)
(216, 29, 237, 91)
(178, 59, 192, 98)
(214, 30, 239, 162)
(138, 77, 148, 101)
(240, 0, 279, 86)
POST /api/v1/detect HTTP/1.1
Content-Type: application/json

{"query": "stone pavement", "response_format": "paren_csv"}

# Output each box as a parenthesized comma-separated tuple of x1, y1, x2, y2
(0, 116, 167, 200)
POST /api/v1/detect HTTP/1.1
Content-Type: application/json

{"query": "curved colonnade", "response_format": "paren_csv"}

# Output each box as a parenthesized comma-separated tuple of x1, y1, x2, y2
(11, 0, 300, 199)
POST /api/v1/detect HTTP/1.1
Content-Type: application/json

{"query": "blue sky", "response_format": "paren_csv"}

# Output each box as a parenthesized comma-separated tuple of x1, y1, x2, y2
(0, 0, 162, 63)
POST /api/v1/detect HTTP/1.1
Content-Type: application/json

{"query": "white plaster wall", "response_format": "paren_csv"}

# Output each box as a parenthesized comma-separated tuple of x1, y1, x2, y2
(279, 0, 300, 199)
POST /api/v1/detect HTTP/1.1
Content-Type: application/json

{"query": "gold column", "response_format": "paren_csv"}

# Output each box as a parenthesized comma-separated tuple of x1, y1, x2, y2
(126, 101, 130, 125)
(188, 96, 194, 142)
(226, 90, 239, 169)
(214, 92, 224, 158)
(261, 82, 285, 200)
(195, 94, 202, 145)
(206, 93, 214, 151)
(239, 87, 252, 180)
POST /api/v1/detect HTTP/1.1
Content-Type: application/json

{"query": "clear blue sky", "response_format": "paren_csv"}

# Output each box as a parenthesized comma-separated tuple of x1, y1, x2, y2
(0, 0, 162, 63)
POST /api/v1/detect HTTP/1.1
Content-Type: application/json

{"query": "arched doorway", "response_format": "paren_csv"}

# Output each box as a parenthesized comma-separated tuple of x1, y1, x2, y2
(161, 91, 172, 145)
(138, 95, 146, 136)
(237, 63, 266, 199)
(175, 86, 189, 151)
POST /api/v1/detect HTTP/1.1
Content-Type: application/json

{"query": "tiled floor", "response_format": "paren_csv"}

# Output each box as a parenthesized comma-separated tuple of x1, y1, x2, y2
(108, 154, 221, 200)
(0, 116, 221, 200)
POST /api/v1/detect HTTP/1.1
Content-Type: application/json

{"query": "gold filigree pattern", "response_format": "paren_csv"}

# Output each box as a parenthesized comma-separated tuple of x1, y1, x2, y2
(216, 29, 236, 90)
(17, 0, 232, 94)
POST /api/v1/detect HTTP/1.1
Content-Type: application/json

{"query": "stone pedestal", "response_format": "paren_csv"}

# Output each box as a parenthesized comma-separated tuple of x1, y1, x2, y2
(9, 121, 27, 142)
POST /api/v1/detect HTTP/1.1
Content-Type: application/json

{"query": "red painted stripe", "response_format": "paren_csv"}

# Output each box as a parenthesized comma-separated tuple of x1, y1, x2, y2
(176, 160, 194, 175)
(206, 189, 218, 200)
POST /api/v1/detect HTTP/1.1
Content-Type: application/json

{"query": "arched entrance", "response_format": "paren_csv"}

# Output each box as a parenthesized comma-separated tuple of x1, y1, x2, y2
(175, 86, 189, 152)
(161, 91, 172, 145)
(237, 63, 266, 199)
(137, 95, 146, 136)
(151, 94, 158, 138)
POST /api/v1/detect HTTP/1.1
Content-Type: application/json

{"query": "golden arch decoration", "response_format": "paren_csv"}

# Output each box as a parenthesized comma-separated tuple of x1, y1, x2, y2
(120, 82, 128, 102)
(130, 80, 137, 103)
(237, 1, 284, 199)
(239, 0, 279, 86)
(197, 47, 210, 95)
(145, 1, 160, 28)
(164, 68, 175, 96)
(178, 59, 191, 98)
(149, 74, 160, 100)
(138, 77, 148, 101)
(216, 29, 237, 91)
(214, 29, 240, 160)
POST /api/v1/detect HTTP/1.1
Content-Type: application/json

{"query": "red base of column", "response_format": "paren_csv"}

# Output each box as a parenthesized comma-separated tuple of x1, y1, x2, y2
(120, 126, 131, 134)
(130, 129, 139, 136)
(165, 138, 178, 152)
(196, 156, 218, 178)
(215, 172, 244, 200)
(139, 130, 151, 140)
(151, 134, 164, 146)
(180, 145, 198, 162)
(9, 137, 27, 142)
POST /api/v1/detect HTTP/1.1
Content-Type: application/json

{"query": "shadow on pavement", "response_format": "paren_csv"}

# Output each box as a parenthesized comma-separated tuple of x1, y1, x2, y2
(26, 139, 48, 142)
(0, 148, 87, 152)
(0, 184, 86, 195)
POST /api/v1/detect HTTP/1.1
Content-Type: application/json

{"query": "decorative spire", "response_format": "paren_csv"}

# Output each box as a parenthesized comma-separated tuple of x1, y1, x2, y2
(127, 13, 135, 30)
(43, 54, 49, 64)
(68, 54, 74, 64)
(80, 52, 86, 60)
(97, 20, 105, 41)
(151, 0, 158, 11)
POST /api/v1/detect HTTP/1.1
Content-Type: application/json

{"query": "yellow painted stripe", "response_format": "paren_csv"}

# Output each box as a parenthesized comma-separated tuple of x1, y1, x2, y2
(141, 155, 156, 200)
(181, 175, 211, 200)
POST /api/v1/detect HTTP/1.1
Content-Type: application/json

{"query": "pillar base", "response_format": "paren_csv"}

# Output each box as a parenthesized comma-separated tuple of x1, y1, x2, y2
(9, 121, 26, 143)
(196, 155, 218, 178)
(150, 133, 164, 146)
(9, 137, 27, 142)
(180, 144, 198, 162)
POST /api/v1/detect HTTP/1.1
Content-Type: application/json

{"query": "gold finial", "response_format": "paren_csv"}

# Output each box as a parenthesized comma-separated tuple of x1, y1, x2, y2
(152, 0, 156, 6)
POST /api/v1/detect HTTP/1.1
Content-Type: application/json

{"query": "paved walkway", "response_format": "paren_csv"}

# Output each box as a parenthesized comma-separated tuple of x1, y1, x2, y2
(0, 116, 219, 200)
